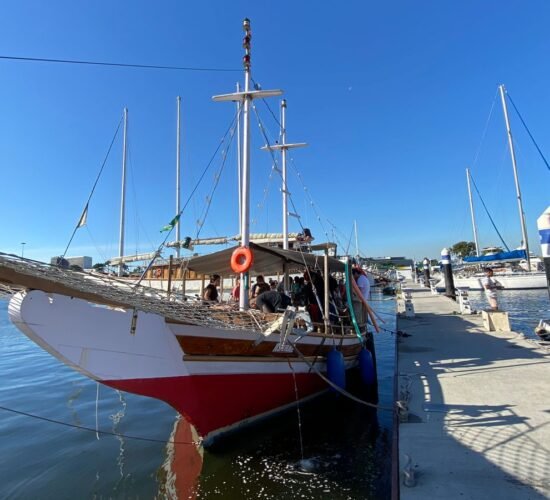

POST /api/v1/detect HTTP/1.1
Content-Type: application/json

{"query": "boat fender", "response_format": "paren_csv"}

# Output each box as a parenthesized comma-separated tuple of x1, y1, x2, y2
(326, 348, 346, 390)
(358, 347, 375, 386)
(230, 247, 254, 274)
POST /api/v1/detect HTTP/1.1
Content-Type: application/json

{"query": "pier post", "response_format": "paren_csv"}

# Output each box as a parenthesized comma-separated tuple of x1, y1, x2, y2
(441, 248, 455, 300)
(537, 206, 550, 302)
(422, 257, 430, 288)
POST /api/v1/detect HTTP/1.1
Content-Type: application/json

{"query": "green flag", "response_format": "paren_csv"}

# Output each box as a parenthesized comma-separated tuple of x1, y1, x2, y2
(160, 214, 180, 232)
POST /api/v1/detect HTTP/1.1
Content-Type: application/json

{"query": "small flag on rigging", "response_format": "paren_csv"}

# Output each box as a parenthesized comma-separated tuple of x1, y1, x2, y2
(160, 214, 181, 232)
(77, 204, 89, 228)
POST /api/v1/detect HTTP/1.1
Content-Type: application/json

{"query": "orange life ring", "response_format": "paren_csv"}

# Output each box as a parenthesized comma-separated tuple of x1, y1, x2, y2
(231, 247, 253, 274)
(154, 268, 162, 278)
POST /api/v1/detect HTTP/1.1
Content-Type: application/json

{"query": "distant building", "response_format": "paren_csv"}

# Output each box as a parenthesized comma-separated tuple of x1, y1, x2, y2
(50, 256, 92, 269)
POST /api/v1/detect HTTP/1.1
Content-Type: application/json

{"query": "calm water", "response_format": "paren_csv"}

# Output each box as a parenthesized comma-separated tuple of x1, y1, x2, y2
(0, 296, 397, 499)
(466, 289, 550, 338)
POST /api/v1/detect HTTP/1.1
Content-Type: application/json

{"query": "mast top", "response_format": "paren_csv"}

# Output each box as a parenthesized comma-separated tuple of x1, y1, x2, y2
(212, 18, 282, 103)
(243, 18, 251, 71)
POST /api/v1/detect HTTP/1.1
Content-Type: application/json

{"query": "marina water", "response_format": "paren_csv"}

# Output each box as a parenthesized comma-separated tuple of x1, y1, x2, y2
(0, 295, 396, 499)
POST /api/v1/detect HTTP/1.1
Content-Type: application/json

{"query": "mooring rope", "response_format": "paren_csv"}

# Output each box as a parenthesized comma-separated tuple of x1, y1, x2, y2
(290, 344, 395, 412)
(0, 405, 199, 446)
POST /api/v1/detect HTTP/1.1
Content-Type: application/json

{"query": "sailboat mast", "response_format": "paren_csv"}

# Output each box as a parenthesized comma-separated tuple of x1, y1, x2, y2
(499, 84, 531, 270)
(176, 96, 181, 259)
(239, 19, 253, 310)
(466, 168, 480, 256)
(118, 107, 128, 277)
(354, 220, 359, 258)
(213, 19, 283, 309)
(281, 100, 289, 251)
(236, 82, 242, 236)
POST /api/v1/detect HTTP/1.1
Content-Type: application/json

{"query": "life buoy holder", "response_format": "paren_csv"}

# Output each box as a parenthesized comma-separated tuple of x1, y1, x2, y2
(231, 247, 253, 274)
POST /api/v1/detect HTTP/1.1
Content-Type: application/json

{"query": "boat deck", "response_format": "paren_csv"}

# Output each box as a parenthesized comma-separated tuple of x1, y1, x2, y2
(397, 283, 550, 499)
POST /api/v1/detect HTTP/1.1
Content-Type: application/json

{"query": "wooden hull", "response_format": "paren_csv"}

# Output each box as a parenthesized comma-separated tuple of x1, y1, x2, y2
(8, 289, 364, 442)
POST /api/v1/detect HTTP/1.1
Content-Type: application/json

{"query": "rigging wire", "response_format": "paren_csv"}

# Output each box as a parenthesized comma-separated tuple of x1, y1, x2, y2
(126, 144, 156, 256)
(253, 90, 333, 245)
(62, 115, 124, 258)
(0, 55, 239, 73)
(194, 119, 239, 240)
(506, 92, 550, 173)
(345, 222, 355, 256)
(471, 88, 499, 169)
(289, 158, 332, 244)
(251, 165, 276, 228)
(135, 107, 241, 286)
(251, 103, 305, 234)
(251, 78, 282, 129)
(469, 173, 510, 251)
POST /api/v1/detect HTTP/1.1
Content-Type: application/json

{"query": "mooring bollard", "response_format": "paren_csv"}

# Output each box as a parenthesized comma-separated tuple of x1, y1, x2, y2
(422, 257, 430, 288)
(397, 288, 415, 317)
(456, 288, 473, 314)
(441, 248, 456, 300)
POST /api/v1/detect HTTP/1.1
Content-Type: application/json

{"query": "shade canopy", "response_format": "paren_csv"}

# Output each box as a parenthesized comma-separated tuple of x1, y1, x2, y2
(186, 243, 346, 276)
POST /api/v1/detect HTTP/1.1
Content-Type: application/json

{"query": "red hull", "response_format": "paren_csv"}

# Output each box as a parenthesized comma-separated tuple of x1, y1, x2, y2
(104, 372, 327, 438)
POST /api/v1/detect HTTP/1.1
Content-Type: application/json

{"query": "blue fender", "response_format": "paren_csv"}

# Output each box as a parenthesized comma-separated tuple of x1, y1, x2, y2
(358, 347, 375, 386)
(326, 348, 346, 390)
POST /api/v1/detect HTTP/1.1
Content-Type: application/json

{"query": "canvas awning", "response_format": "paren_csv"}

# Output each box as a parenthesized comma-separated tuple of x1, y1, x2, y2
(186, 243, 346, 276)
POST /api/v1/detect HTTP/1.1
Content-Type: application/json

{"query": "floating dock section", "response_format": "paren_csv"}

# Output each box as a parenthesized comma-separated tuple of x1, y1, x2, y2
(396, 284, 550, 498)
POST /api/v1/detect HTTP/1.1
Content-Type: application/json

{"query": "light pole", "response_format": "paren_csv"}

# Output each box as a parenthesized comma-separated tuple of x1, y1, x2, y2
(21, 242, 26, 258)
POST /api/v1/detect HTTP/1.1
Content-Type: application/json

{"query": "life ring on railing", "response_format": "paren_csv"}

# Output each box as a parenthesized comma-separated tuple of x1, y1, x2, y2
(154, 268, 162, 278)
(231, 247, 254, 274)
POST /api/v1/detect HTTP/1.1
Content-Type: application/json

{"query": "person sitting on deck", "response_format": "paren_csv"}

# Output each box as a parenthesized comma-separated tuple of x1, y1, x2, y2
(203, 274, 221, 302)
(250, 275, 270, 299)
(254, 289, 292, 313)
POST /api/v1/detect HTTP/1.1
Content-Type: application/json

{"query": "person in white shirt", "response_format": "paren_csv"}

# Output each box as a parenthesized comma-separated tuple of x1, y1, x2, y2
(352, 268, 370, 301)
(481, 268, 499, 311)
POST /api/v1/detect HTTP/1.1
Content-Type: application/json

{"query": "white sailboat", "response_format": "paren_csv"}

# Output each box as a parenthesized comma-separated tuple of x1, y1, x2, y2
(0, 19, 377, 445)
(439, 85, 546, 291)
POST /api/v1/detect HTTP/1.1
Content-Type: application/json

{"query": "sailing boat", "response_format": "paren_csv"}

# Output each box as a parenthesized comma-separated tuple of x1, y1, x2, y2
(0, 19, 375, 444)
(439, 85, 547, 291)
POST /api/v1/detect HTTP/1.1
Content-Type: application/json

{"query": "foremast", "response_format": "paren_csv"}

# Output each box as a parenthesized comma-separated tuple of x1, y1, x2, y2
(261, 100, 307, 290)
(213, 18, 282, 310)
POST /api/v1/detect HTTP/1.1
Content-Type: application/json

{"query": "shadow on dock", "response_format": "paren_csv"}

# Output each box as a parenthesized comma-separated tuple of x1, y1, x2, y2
(398, 304, 550, 498)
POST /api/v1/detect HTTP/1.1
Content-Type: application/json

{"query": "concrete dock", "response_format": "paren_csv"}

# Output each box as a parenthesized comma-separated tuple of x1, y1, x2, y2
(397, 284, 550, 499)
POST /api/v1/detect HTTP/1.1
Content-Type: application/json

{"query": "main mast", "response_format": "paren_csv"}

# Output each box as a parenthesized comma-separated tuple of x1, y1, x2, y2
(213, 18, 282, 309)
(175, 96, 181, 259)
(118, 107, 128, 277)
(499, 84, 531, 271)
(466, 168, 480, 256)
(236, 82, 242, 235)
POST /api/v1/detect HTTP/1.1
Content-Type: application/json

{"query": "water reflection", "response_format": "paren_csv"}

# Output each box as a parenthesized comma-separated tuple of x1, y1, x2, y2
(161, 391, 391, 499)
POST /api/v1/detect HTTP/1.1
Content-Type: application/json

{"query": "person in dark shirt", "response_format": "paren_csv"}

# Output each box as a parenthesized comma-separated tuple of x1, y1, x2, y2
(203, 274, 221, 301)
(250, 275, 270, 299)
(255, 290, 291, 313)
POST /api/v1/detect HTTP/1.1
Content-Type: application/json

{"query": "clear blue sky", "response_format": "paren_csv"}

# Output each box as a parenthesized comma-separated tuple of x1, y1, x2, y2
(1, 1, 549, 264)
